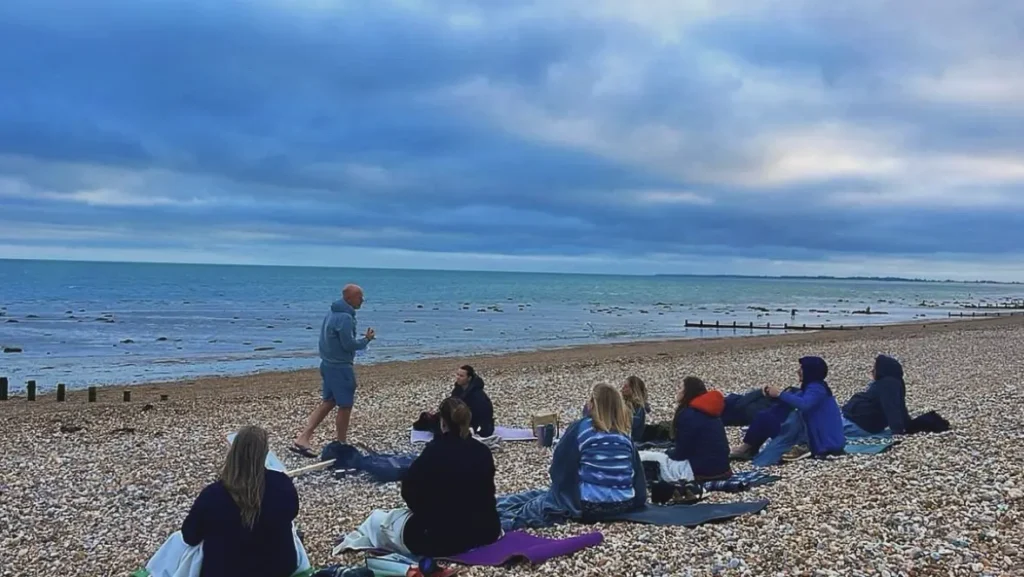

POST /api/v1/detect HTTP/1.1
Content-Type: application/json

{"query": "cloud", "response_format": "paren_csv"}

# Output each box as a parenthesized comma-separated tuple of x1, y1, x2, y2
(1, 0, 1023, 279)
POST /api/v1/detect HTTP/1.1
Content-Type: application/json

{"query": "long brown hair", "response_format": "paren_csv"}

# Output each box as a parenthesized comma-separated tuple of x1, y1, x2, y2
(671, 377, 708, 440)
(220, 425, 269, 529)
(678, 376, 708, 408)
(439, 396, 473, 438)
(621, 375, 648, 411)
(588, 383, 632, 436)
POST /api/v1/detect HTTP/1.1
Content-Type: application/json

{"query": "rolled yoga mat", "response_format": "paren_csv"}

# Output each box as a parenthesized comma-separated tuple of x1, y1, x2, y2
(439, 530, 603, 567)
(606, 499, 770, 527)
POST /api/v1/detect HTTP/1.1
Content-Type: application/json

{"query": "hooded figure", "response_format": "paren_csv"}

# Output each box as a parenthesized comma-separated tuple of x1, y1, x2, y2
(451, 366, 495, 438)
(842, 355, 911, 434)
(776, 356, 845, 457)
(667, 378, 732, 480)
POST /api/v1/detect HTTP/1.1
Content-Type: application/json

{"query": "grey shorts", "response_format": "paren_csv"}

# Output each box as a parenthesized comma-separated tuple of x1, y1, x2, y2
(320, 362, 357, 408)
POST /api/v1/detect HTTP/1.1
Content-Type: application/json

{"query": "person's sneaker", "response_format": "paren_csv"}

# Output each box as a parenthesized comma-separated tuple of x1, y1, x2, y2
(729, 445, 757, 461)
(782, 445, 811, 462)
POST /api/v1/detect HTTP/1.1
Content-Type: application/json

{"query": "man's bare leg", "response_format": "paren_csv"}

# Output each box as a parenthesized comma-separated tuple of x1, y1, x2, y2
(335, 406, 352, 444)
(295, 400, 335, 448)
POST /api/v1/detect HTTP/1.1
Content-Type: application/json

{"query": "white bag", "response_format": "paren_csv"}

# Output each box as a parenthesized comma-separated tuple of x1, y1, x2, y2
(144, 526, 310, 577)
(332, 508, 413, 556)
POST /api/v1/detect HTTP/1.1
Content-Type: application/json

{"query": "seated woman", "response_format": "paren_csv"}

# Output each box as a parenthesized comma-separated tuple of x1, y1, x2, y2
(584, 376, 650, 442)
(181, 426, 301, 577)
(496, 384, 647, 530)
(413, 365, 495, 438)
(842, 355, 911, 436)
(640, 376, 732, 482)
(757, 356, 846, 463)
(343, 397, 502, 557)
(451, 365, 495, 438)
(622, 375, 651, 442)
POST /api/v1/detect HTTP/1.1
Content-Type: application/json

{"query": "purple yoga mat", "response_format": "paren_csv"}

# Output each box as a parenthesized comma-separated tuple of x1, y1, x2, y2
(440, 531, 603, 566)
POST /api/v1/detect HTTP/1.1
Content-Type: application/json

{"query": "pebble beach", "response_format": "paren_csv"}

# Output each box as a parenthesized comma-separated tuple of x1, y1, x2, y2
(2, 316, 1023, 577)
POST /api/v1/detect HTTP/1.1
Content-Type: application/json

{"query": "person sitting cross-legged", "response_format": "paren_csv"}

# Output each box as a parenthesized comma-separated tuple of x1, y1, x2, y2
(340, 397, 502, 558)
(640, 376, 732, 483)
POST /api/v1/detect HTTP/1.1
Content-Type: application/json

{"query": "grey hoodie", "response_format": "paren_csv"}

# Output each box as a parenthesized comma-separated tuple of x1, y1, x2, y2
(318, 299, 369, 365)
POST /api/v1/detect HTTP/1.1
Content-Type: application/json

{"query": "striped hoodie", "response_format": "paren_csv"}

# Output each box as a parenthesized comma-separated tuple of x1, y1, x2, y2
(576, 417, 636, 504)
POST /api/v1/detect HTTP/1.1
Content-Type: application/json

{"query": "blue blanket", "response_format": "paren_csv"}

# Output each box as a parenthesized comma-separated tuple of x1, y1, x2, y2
(844, 435, 898, 455)
(606, 499, 770, 526)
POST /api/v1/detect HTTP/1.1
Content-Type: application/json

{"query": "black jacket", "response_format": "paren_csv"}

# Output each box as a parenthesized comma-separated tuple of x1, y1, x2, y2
(401, 431, 502, 557)
(451, 376, 495, 437)
(842, 355, 911, 434)
(181, 469, 299, 577)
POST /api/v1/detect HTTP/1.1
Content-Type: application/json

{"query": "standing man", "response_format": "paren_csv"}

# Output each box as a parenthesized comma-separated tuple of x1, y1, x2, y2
(291, 284, 375, 457)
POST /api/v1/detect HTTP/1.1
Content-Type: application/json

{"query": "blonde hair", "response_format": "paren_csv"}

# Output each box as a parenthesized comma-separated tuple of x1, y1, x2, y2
(220, 425, 269, 529)
(588, 383, 632, 436)
(622, 375, 648, 411)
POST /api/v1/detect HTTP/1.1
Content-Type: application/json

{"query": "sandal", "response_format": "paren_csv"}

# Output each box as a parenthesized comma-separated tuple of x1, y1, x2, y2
(288, 443, 318, 459)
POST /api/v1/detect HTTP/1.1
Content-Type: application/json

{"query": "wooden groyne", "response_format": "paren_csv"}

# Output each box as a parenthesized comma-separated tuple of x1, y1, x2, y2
(948, 311, 1024, 318)
(0, 378, 169, 404)
(684, 320, 852, 331)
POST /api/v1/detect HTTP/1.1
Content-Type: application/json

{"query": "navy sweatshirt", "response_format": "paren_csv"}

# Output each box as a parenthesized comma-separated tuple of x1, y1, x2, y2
(181, 469, 299, 577)
(842, 355, 911, 434)
(667, 391, 732, 480)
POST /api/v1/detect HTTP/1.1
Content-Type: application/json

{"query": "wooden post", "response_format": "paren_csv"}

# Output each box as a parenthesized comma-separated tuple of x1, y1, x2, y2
(88, 386, 97, 403)
(160, 394, 169, 402)
(27, 380, 36, 401)
(57, 383, 66, 402)
(0, 377, 7, 401)
(123, 390, 131, 402)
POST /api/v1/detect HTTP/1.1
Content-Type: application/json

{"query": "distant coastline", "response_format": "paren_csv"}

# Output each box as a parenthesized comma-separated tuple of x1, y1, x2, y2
(654, 273, 1023, 285)
(2, 256, 1021, 285)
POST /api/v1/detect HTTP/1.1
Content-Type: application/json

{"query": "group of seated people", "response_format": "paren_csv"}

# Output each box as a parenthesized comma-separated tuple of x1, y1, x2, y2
(179, 354, 922, 577)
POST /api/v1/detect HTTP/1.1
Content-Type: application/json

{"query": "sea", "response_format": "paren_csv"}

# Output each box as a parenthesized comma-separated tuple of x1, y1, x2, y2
(0, 259, 1021, 392)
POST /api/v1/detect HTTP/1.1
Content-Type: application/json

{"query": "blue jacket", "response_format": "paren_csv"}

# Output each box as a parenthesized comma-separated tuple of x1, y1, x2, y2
(182, 470, 299, 577)
(547, 419, 647, 520)
(630, 404, 649, 442)
(842, 355, 911, 434)
(318, 299, 369, 365)
(779, 382, 846, 456)
(667, 391, 731, 480)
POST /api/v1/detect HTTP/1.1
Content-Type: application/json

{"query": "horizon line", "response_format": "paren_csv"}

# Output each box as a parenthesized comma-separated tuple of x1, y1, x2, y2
(1, 255, 1020, 285)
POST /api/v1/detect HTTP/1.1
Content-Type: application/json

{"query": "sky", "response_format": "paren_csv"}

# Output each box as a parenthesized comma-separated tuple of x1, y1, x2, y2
(1, 1, 1023, 281)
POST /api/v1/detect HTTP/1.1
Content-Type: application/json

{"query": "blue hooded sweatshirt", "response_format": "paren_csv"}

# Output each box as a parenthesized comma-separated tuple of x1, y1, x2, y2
(842, 355, 911, 434)
(546, 418, 648, 521)
(778, 356, 845, 456)
(318, 299, 369, 365)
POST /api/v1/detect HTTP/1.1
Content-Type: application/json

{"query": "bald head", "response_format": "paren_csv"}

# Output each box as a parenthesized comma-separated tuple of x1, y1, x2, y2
(342, 284, 364, 309)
